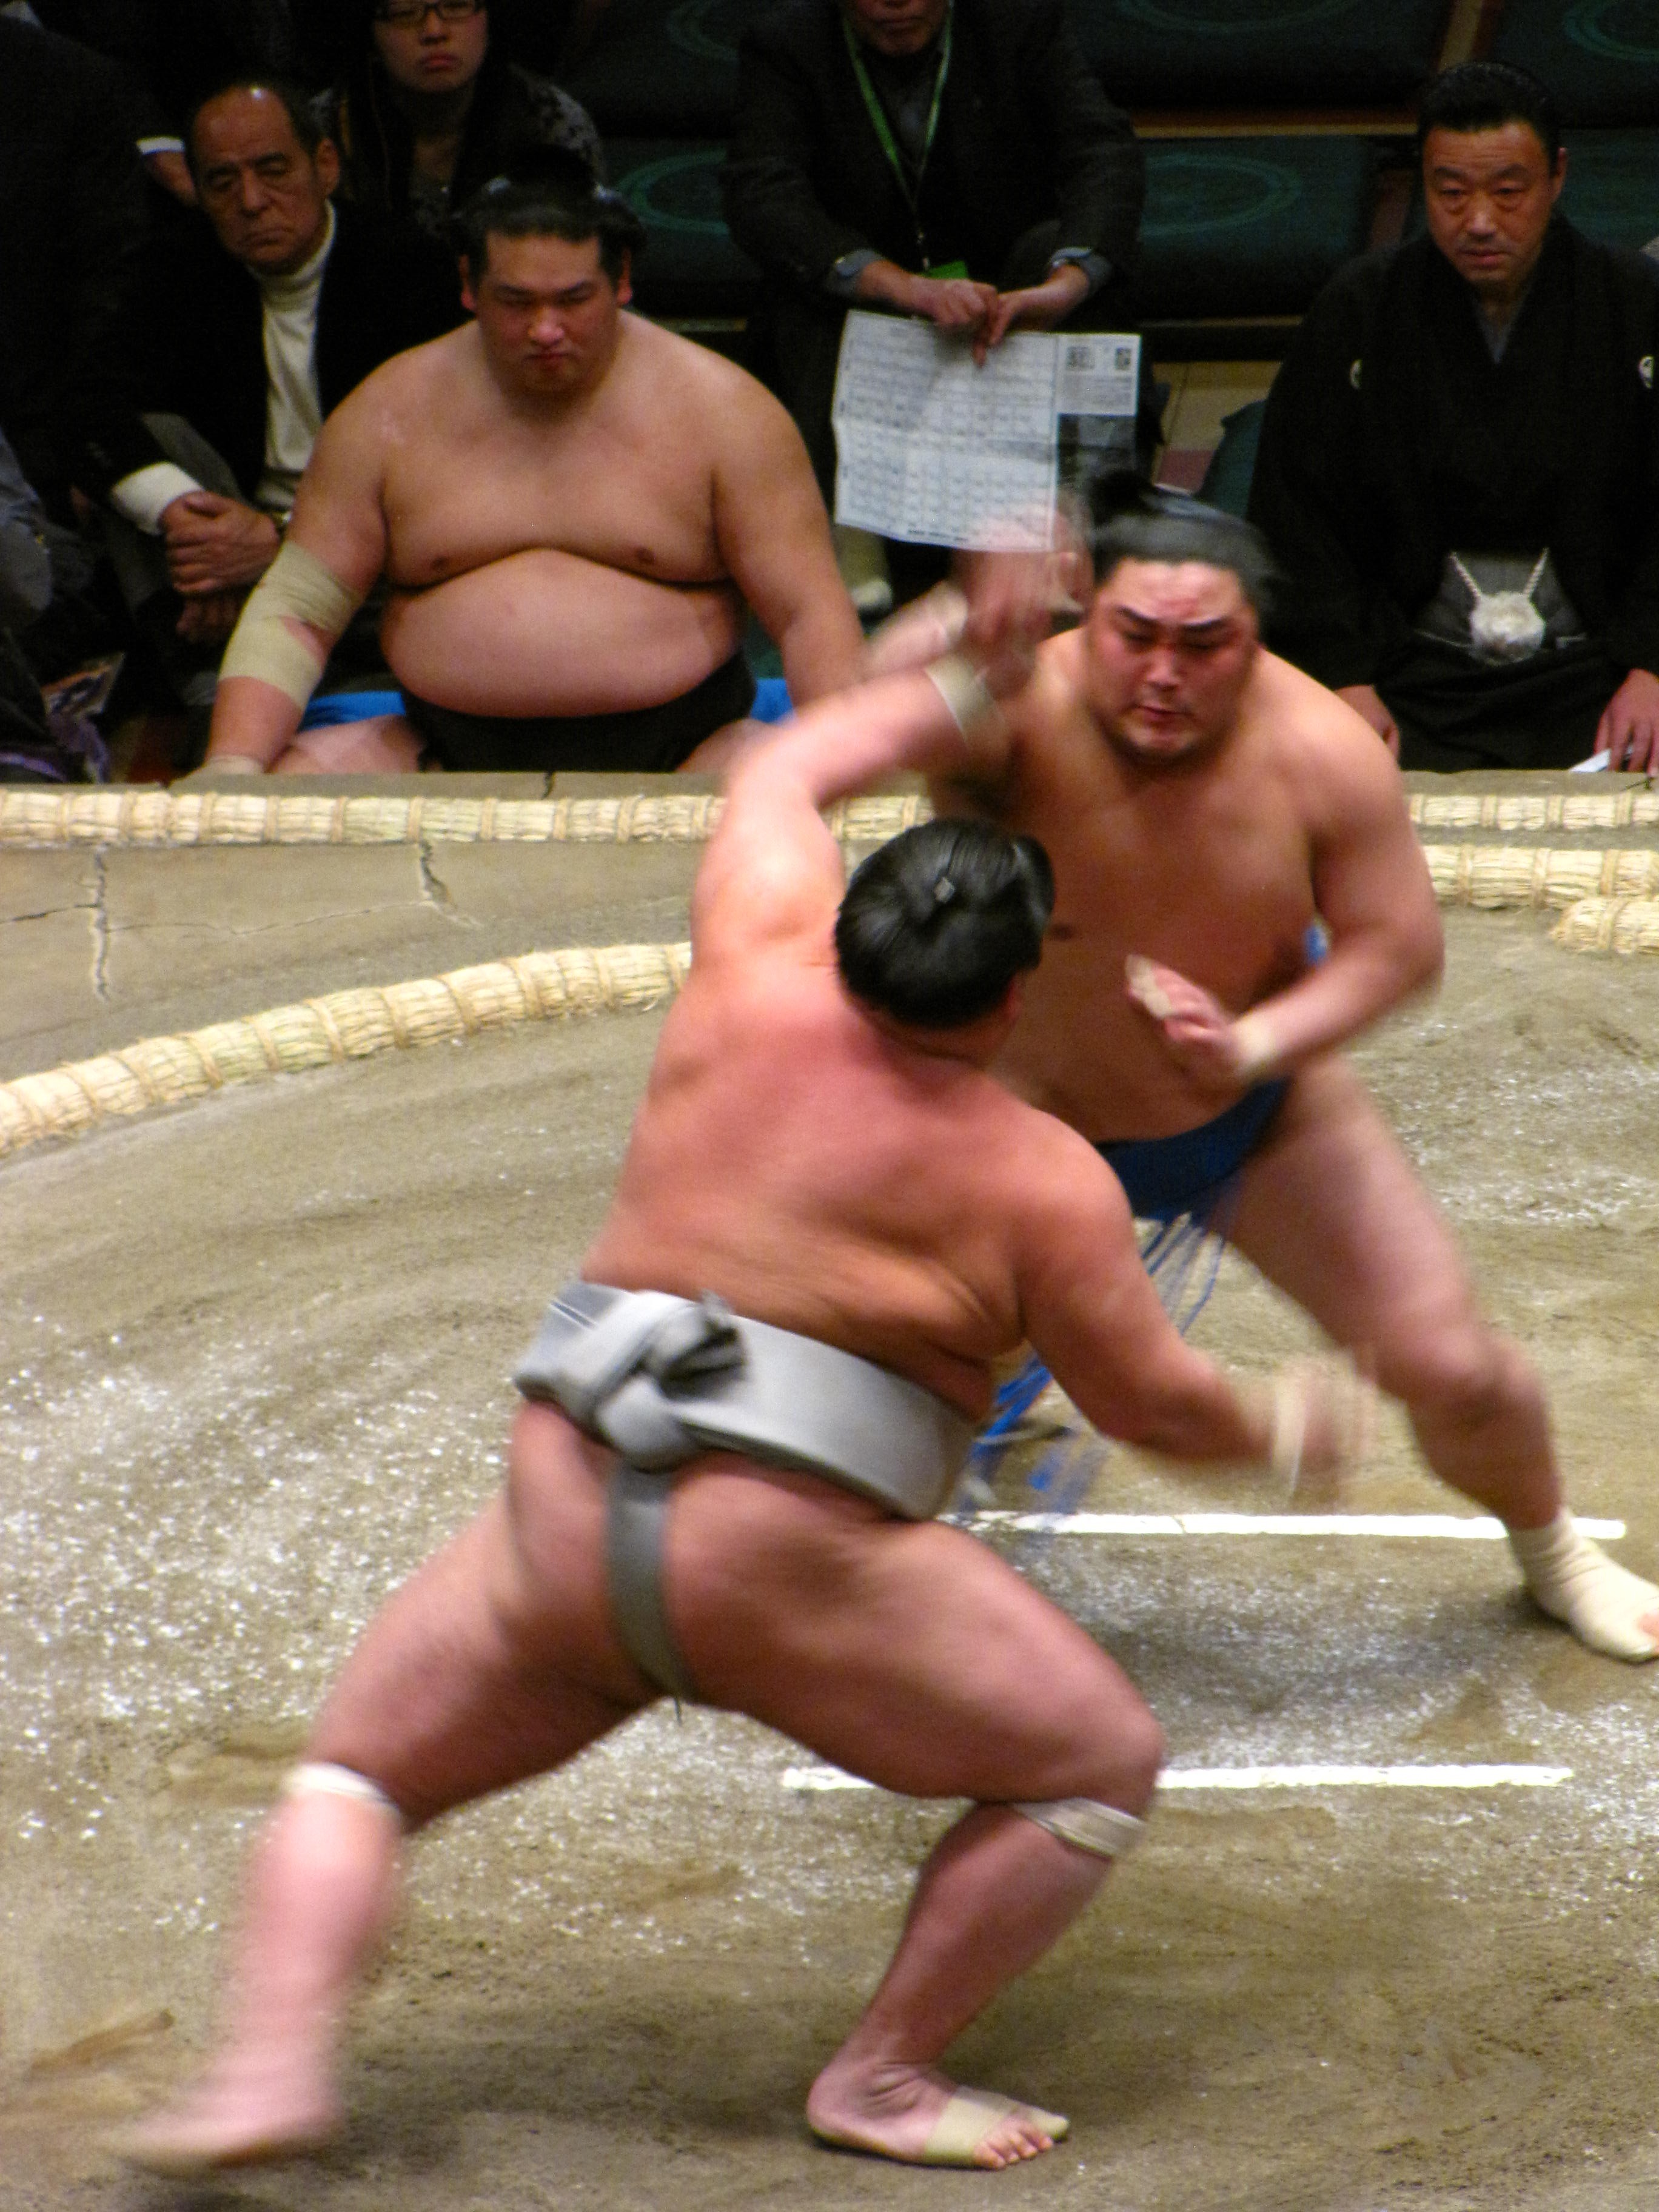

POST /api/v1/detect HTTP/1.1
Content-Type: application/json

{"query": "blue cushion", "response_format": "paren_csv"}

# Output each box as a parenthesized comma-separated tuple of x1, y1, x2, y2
(749, 677, 793, 723)
(1138, 136, 1377, 321)
(568, 0, 768, 138)
(1490, 0, 1659, 129)
(608, 139, 762, 317)
(300, 689, 404, 730)
(1064, 0, 1449, 109)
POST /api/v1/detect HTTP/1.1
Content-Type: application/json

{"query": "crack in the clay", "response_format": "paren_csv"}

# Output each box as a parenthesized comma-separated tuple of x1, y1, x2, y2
(90, 851, 110, 1002)
(417, 838, 469, 922)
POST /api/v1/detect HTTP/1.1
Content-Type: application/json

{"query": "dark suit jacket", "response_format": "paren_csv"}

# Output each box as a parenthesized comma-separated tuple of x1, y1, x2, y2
(81, 199, 467, 504)
(721, 0, 1142, 292)
(0, 20, 150, 519)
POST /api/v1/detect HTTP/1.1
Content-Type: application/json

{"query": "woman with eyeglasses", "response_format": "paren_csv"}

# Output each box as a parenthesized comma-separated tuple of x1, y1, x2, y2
(332, 0, 603, 242)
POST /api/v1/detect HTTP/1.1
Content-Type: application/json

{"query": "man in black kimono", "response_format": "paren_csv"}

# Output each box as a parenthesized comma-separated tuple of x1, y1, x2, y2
(1248, 63, 1659, 773)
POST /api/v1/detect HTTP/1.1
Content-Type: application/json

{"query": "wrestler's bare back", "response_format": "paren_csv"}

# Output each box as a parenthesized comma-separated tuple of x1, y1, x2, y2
(938, 628, 1429, 1141)
(312, 313, 779, 716)
(586, 943, 1056, 1419)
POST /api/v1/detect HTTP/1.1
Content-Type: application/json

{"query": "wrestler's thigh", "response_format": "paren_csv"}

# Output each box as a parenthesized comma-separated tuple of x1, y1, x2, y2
(1227, 1056, 1481, 1355)
(669, 1475, 1162, 1806)
(309, 1421, 646, 1824)
(275, 714, 423, 775)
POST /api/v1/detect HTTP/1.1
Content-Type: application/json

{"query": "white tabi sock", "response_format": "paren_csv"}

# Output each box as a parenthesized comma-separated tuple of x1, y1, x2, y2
(1507, 1509, 1659, 1661)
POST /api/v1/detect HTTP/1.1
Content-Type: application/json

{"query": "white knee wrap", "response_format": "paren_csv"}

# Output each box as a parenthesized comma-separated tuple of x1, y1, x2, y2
(280, 1761, 404, 1824)
(1012, 1797, 1145, 1859)
(220, 541, 365, 708)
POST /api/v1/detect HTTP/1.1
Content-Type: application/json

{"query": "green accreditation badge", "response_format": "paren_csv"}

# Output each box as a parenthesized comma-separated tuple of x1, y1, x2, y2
(926, 258, 969, 280)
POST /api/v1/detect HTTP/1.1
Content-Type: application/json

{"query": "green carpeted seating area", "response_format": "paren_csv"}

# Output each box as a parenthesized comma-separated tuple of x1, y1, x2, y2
(1550, 130, 1659, 252)
(607, 141, 761, 318)
(1137, 136, 1378, 324)
(1489, 0, 1659, 129)
(1062, 0, 1450, 110)
(569, 0, 760, 137)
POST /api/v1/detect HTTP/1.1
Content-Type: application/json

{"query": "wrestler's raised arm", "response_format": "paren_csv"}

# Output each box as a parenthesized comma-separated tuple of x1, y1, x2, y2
(691, 648, 1028, 968)
(203, 381, 392, 772)
(708, 374, 863, 705)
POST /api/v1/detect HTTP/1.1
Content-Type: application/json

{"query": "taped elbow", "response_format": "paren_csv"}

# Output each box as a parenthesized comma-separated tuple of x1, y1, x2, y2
(219, 540, 364, 708)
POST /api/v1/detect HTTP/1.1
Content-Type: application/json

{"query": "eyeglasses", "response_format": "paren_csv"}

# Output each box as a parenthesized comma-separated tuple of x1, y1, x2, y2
(375, 0, 482, 27)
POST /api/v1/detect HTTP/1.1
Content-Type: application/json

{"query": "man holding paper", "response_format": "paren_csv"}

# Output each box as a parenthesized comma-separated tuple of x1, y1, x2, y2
(722, 0, 1147, 563)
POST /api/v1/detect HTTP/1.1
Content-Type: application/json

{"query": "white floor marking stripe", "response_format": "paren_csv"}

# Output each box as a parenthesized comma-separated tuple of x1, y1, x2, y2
(780, 1763, 1572, 1795)
(967, 1512, 1625, 1540)
(1158, 1765, 1572, 1791)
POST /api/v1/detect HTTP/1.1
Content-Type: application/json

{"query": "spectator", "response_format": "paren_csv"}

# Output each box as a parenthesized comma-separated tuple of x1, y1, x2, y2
(80, 79, 465, 739)
(722, 0, 1145, 608)
(331, 0, 602, 246)
(0, 426, 111, 782)
(0, 17, 150, 533)
(0, 422, 109, 682)
(1248, 62, 1659, 773)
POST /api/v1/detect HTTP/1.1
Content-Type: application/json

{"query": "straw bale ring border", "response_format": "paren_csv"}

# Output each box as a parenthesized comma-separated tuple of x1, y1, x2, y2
(0, 789, 937, 851)
(0, 943, 691, 1163)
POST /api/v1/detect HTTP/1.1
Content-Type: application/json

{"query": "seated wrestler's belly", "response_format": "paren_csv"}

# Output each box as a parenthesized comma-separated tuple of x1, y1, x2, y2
(381, 549, 744, 717)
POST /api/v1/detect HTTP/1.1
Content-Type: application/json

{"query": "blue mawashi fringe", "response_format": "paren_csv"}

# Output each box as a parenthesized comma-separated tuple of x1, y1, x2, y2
(972, 1178, 1242, 1528)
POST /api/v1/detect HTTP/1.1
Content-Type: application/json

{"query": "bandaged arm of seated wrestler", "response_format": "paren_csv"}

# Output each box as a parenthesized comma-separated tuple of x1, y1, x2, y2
(204, 397, 390, 771)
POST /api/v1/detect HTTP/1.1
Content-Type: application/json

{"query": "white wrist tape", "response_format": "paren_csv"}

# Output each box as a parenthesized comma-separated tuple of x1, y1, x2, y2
(1230, 1010, 1280, 1085)
(1269, 1372, 1307, 1500)
(1013, 1797, 1145, 1860)
(280, 1761, 404, 1823)
(204, 753, 266, 775)
(923, 652, 1002, 739)
(220, 540, 365, 708)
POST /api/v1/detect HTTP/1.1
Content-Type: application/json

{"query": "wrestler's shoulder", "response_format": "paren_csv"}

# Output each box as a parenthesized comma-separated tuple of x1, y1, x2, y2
(1249, 651, 1408, 808)
(997, 637, 1110, 776)
(326, 322, 481, 430)
(617, 314, 797, 427)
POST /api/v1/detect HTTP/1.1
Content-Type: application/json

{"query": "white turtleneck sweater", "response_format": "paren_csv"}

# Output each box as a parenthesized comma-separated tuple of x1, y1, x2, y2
(111, 204, 338, 534)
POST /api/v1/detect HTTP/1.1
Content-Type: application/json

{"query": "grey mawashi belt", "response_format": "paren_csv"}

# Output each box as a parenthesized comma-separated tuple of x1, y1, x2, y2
(512, 1282, 974, 1700)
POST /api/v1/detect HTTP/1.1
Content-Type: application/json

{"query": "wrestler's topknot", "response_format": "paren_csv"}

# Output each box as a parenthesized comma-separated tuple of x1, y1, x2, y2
(457, 146, 646, 280)
(1085, 471, 1278, 618)
(836, 820, 1054, 1030)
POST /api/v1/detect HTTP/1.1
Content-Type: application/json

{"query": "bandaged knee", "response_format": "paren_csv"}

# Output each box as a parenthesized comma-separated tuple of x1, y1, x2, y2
(1012, 1797, 1145, 1860)
(1508, 1509, 1659, 1662)
(220, 541, 364, 708)
(279, 1761, 404, 1823)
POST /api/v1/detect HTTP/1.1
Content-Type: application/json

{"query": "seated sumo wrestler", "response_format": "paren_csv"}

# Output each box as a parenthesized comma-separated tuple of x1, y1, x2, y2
(204, 153, 863, 776)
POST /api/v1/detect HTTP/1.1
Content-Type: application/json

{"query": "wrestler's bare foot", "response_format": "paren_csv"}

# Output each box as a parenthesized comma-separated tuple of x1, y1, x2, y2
(806, 2059, 1068, 2169)
(113, 2049, 342, 2176)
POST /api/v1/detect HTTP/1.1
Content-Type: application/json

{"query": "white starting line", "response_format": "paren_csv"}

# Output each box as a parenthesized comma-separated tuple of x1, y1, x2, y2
(781, 1763, 1572, 1795)
(774, 1515, 1607, 1803)
(967, 1512, 1625, 1541)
